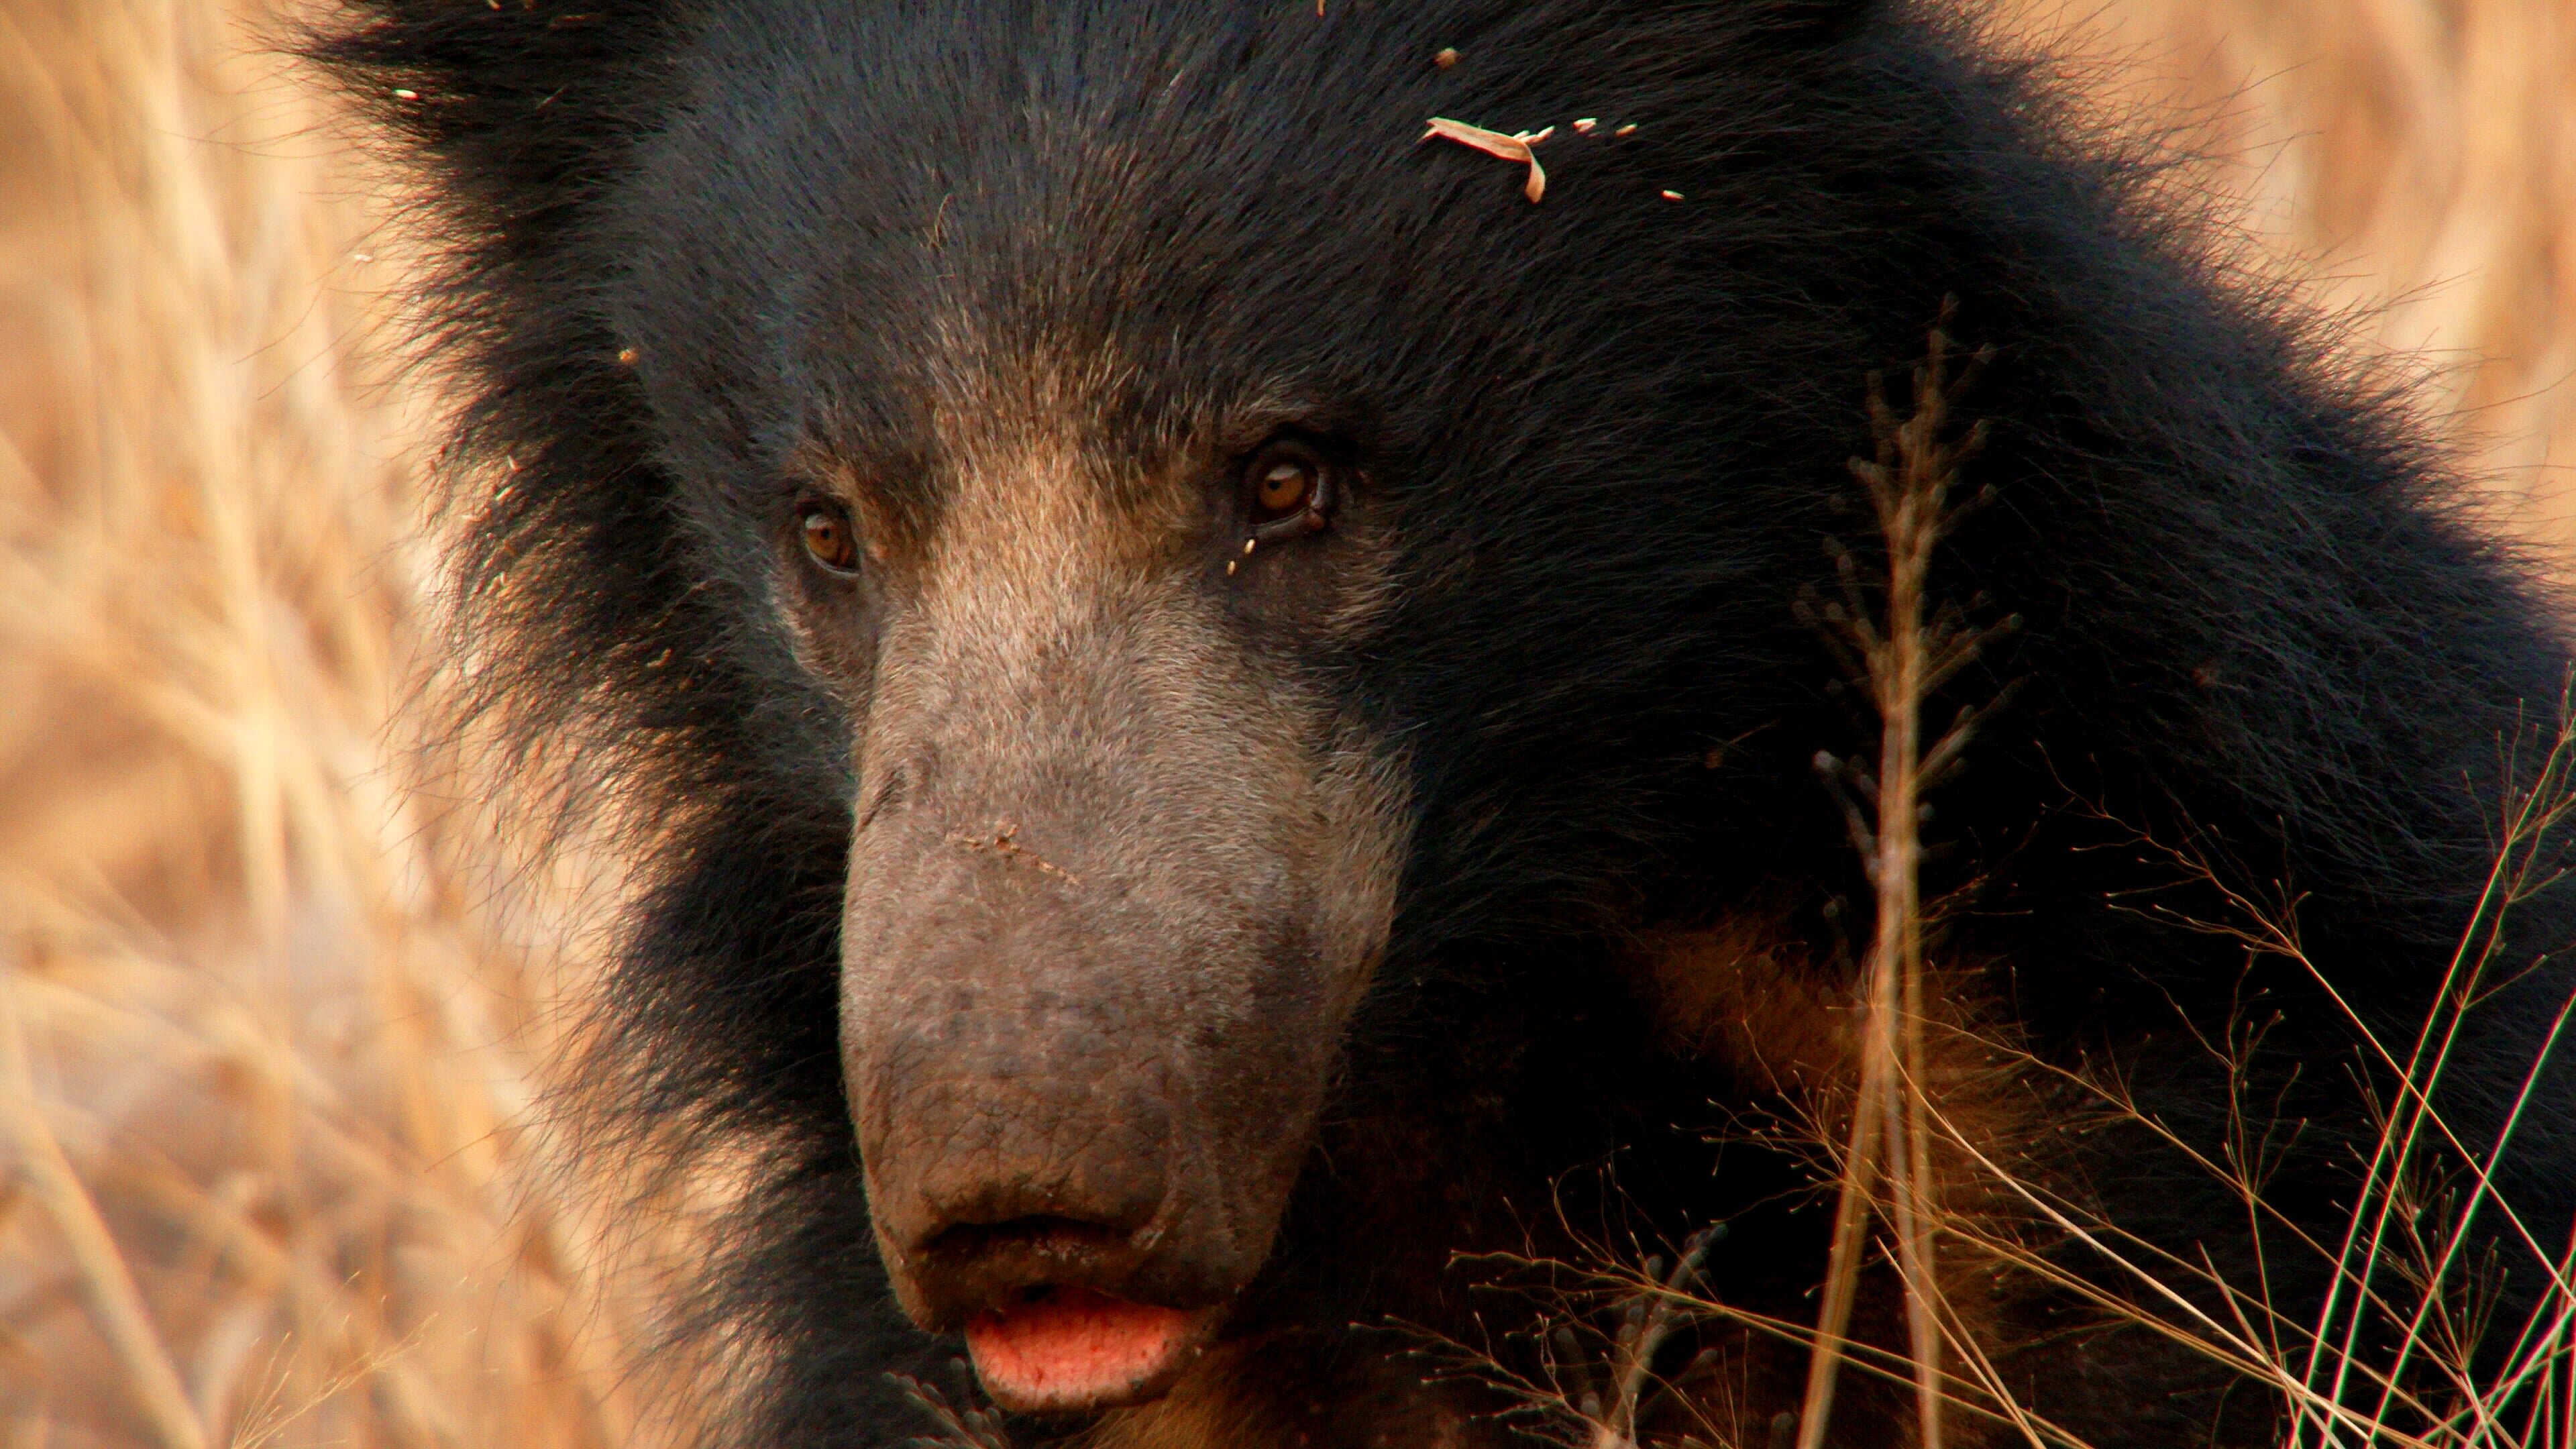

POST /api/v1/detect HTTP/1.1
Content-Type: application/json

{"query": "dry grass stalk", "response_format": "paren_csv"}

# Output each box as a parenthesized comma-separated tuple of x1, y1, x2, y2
(0, 977, 208, 1449)
(1722, 690, 2576, 1449)
(2045, 704, 2576, 1449)
(0, 1, 698, 1445)
(1423, 511, 2576, 1449)
(1794, 303, 2010, 1449)
(1401, 1218, 1737, 1449)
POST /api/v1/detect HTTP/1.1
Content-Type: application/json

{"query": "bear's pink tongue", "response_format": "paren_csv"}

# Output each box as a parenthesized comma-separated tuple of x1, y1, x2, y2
(963, 1287, 1205, 1411)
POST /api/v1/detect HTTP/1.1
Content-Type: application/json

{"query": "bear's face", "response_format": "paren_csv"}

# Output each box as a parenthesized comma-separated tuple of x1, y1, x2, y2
(606, 35, 1468, 1410)
(590, 3, 1831, 1415)
(800, 351, 1414, 1413)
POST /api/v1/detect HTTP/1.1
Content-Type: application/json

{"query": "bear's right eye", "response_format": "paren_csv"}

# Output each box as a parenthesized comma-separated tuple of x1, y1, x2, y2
(1241, 437, 1338, 541)
(798, 500, 862, 574)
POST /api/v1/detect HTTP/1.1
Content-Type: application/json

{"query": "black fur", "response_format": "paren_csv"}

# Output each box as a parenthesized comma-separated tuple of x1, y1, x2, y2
(316, 1, 2576, 1444)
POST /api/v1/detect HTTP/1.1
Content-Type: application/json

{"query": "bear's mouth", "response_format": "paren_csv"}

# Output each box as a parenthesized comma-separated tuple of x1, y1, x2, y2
(963, 1284, 1226, 1413)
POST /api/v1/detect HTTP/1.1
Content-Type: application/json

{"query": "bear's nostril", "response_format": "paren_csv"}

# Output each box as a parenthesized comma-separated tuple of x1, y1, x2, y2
(910, 1212, 1172, 1337)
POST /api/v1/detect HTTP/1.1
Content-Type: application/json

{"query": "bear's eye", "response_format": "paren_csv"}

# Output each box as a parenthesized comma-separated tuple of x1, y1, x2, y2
(1256, 458, 1311, 515)
(798, 500, 862, 574)
(1243, 439, 1336, 540)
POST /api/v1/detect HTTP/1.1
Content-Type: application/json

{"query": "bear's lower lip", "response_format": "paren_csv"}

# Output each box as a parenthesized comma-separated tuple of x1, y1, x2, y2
(962, 1286, 1220, 1413)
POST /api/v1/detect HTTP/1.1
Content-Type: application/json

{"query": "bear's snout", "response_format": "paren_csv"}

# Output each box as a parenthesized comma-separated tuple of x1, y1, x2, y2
(839, 802, 1308, 1411)
(837, 760, 1353, 1411)
(849, 996, 1244, 1411)
(852, 996, 1204, 1313)
(830, 454, 1410, 1409)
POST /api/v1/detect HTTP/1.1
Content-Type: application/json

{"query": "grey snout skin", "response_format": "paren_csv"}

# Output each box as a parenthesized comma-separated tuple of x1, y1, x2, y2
(841, 797, 1328, 1334)
(835, 548, 1408, 1348)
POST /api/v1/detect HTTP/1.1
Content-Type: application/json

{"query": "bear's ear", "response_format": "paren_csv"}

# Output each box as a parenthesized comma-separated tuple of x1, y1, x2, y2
(306, 1, 686, 251)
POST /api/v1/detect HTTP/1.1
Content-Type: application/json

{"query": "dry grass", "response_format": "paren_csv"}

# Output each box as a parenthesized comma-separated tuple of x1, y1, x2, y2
(1988, 0, 2576, 536)
(1, 0, 2572, 1446)
(0, 2, 686, 1446)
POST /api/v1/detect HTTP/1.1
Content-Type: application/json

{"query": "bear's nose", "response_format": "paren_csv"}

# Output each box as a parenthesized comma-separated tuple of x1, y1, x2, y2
(853, 1007, 1183, 1321)
(852, 1016, 1242, 1414)
(885, 1059, 1174, 1258)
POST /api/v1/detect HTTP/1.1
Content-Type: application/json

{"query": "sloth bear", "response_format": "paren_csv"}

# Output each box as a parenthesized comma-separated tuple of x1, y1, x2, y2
(320, 1, 2576, 1445)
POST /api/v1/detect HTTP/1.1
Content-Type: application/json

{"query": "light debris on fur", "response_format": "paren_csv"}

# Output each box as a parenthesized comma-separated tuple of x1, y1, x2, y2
(1423, 116, 1553, 203)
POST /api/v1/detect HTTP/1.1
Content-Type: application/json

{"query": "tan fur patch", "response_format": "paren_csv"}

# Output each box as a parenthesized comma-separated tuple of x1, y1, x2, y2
(1624, 919, 2051, 1448)
(1625, 912, 1856, 1094)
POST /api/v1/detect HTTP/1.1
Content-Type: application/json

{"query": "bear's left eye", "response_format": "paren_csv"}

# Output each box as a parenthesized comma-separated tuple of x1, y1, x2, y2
(1243, 439, 1337, 541)
(798, 500, 862, 574)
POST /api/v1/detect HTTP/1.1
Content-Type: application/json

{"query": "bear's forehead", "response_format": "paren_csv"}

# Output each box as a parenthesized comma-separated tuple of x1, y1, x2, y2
(643, 27, 1433, 326)
(609, 1, 1681, 464)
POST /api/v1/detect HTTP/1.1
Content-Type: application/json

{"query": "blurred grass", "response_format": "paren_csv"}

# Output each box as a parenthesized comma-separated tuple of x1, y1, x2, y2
(0, 2, 681, 1446)
(0, 0, 2568, 1446)
(1992, 0, 2576, 528)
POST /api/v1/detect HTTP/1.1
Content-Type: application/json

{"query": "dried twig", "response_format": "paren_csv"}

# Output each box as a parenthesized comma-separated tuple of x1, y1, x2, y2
(1400, 1216, 1733, 1449)
(1424, 116, 1554, 203)
(1793, 299, 2008, 1449)
(1582, 1226, 1726, 1449)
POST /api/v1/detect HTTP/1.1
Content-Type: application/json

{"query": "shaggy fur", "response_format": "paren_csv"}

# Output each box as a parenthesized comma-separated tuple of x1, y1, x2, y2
(317, 1, 2576, 1444)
